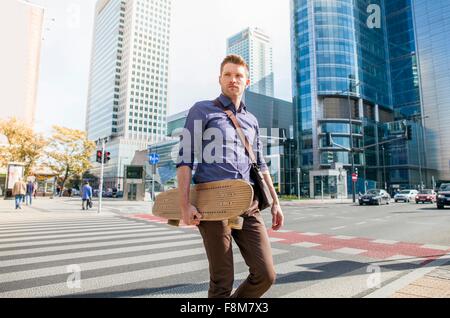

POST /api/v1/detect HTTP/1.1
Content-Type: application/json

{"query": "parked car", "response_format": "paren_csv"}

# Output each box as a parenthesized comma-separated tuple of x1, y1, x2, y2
(394, 190, 418, 203)
(437, 183, 450, 209)
(415, 189, 436, 204)
(359, 189, 391, 205)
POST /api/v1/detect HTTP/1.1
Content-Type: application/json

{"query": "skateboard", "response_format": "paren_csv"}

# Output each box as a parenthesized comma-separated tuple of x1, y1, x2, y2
(152, 179, 254, 230)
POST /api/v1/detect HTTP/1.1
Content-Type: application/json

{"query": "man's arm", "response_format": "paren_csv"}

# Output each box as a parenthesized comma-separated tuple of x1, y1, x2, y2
(177, 166, 202, 226)
(263, 172, 284, 231)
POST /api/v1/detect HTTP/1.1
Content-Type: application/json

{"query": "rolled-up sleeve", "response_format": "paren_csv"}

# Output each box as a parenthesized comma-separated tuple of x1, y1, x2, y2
(176, 104, 206, 170)
(256, 124, 269, 173)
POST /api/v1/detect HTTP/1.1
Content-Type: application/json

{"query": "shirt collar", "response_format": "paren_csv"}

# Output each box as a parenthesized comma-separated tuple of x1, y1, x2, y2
(218, 94, 247, 113)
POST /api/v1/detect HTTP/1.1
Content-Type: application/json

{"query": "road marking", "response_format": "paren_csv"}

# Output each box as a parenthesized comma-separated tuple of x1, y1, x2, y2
(0, 222, 150, 234)
(0, 220, 130, 231)
(333, 248, 366, 255)
(292, 242, 321, 248)
(0, 248, 288, 298)
(331, 226, 346, 231)
(0, 231, 192, 260)
(302, 232, 321, 236)
(0, 227, 165, 243)
(269, 238, 286, 243)
(0, 246, 207, 284)
(372, 239, 399, 245)
(145, 254, 328, 298)
(332, 236, 356, 240)
(420, 244, 450, 251)
(0, 224, 156, 238)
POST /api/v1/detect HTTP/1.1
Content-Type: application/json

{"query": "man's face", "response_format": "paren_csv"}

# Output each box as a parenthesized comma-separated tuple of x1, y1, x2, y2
(219, 63, 250, 99)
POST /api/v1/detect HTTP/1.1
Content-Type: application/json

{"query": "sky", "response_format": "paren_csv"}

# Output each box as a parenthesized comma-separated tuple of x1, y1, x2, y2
(30, 0, 293, 135)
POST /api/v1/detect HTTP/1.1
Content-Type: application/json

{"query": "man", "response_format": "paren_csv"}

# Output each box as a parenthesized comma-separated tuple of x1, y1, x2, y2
(25, 180, 34, 206)
(176, 54, 284, 298)
(81, 181, 93, 211)
(12, 178, 26, 210)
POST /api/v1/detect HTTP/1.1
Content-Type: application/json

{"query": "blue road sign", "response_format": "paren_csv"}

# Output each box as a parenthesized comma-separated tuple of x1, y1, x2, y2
(149, 153, 160, 165)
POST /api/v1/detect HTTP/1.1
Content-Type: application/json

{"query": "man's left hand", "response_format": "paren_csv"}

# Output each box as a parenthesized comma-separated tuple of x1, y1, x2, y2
(271, 203, 284, 231)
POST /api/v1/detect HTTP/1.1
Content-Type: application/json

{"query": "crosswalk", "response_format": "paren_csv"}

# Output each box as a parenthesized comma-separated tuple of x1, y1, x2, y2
(0, 214, 413, 298)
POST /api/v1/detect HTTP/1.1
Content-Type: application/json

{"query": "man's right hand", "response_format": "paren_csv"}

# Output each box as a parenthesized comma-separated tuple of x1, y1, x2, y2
(180, 204, 202, 226)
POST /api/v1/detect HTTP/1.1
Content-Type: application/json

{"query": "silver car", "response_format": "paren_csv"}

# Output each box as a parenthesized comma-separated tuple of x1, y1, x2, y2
(394, 190, 419, 203)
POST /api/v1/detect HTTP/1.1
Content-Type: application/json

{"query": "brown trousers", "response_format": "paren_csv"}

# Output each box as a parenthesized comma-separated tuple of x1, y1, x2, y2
(197, 211, 276, 298)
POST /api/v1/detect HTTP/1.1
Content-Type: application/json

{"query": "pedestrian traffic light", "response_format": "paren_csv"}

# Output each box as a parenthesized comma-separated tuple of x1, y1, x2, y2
(103, 151, 111, 163)
(325, 133, 333, 147)
(406, 125, 413, 140)
(96, 150, 103, 163)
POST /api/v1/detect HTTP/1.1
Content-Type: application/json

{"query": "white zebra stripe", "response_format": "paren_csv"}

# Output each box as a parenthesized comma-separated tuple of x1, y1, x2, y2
(0, 218, 125, 229)
(0, 224, 156, 238)
(0, 227, 170, 244)
(0, 228, 183, 250)
(0, 235, 202, 267)
(0, 245, 206, 284)
(0, 248, 288, 298)
(0, 221, 142, 233)
(146, 250, 306, 298)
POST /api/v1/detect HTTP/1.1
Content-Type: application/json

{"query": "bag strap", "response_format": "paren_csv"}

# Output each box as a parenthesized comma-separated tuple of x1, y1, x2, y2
(213, 98, 258, 165)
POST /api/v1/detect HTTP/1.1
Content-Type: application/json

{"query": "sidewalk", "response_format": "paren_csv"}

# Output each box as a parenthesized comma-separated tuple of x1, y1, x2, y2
(391, 260, 450, 298)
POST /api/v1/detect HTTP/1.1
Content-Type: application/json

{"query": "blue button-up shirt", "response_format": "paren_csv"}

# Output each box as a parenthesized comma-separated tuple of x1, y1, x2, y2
(176, 94, 268, 185)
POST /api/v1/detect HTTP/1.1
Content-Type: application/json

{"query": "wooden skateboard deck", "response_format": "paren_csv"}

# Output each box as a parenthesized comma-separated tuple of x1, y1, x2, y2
(152, 180, 254, 230)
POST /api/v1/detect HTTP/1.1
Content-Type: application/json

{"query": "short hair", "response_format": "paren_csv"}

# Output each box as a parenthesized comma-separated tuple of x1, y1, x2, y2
(220, 54, 250, 78)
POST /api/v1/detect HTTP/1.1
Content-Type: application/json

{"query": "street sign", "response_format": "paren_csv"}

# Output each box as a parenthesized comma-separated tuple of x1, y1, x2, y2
(352, 173, 358, 182)
(149, 153, 160, 165)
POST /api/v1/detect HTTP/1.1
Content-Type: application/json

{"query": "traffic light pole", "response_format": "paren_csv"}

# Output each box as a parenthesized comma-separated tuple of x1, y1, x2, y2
(348, 92, 356, 203)
(98, 138, 106, 214)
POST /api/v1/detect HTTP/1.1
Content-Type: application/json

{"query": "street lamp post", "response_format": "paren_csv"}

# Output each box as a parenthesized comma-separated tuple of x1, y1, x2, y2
(382, 146, 387, 190)
(414, 117, 424, 190)
(347, 90, 356, 203)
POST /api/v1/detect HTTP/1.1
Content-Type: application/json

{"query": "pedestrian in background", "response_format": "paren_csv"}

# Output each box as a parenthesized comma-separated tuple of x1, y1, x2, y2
(25, 180, 34, 206)
(12, 178, 27, 210)
(33, 181, 38, 198)
(81, 181, 93, 211)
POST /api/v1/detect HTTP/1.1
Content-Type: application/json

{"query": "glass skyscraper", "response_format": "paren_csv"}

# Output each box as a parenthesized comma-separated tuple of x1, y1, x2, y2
(412, 0, 450, 183)
(290, 0, 446, 196)
(86, 0, 171, 189)
(227, 27, 274, 97)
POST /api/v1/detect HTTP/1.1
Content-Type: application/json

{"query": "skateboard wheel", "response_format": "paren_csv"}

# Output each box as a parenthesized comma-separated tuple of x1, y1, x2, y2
(168, 220, 180, 227)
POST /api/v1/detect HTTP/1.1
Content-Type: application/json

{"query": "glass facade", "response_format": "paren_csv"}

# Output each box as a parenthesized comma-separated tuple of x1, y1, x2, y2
(227, 27, 274, 97)
(413, 0, 450, 182)
(86, 0, 122, 141)
(290, 0, 439, 196)
(86, 0, 172, 189)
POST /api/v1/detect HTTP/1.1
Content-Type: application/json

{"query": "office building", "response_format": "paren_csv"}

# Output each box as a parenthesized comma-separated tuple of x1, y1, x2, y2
(86, 0, 171, 189)
(0, 0, 44, 126)
(227, 27, 274, 97)
(290, 0, 443, 197)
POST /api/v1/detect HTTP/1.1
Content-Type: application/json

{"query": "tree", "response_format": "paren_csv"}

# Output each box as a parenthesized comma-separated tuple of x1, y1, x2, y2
(46, 126, 96, 191)
(0, 118, 47, 175)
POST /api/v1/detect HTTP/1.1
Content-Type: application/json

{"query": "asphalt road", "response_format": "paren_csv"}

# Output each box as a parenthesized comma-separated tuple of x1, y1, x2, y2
(0, 198, 449, 298)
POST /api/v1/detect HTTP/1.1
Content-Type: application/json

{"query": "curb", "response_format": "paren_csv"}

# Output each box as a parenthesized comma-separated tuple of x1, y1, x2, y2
(365, 253, 450, 298)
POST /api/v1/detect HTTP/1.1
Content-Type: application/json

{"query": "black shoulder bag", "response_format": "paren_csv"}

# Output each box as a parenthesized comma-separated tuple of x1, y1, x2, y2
(213, 99, 273, 211)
